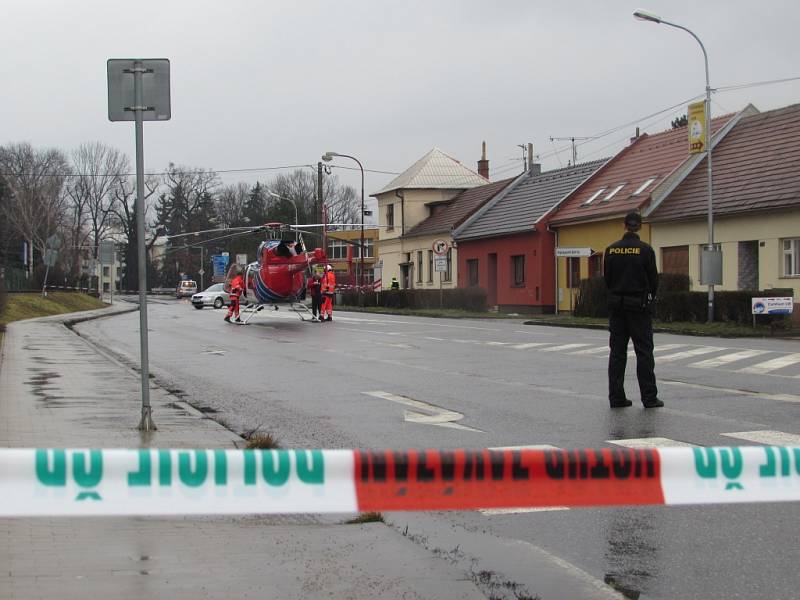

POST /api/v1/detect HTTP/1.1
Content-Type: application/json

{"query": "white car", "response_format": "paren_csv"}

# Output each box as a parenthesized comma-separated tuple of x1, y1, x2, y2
(191, 283, 231, 309)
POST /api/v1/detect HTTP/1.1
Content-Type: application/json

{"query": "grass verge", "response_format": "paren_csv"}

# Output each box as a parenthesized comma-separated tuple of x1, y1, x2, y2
(345, 512, 384, 524)
(0, 292, 106, 327)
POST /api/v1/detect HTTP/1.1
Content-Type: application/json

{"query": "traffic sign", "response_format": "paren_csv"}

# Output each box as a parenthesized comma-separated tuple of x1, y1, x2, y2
(434, 257, 448, 272)
(432, 239, 449, 256)
(198, 269, 205, 275)
(107, 59, 171, 122)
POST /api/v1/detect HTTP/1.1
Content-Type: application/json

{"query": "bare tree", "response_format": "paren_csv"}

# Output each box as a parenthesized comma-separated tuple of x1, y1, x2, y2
(67, 142, 129, 259)
(214, 182, 250, 228)
(0, 143, 69, 277)
(112, 174, 161, 291)
(264, 168, 359, 226)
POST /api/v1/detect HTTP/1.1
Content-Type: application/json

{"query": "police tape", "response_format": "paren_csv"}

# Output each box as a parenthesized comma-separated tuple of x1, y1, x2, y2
(1, 446, 798, 516)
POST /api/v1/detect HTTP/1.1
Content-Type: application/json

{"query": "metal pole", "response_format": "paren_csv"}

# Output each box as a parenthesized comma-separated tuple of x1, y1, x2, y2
(133, 61, 155, 431)
(200, 245, 204, 290)
(317, 161, 323, 226)
(663, 21, 714, 321)
(359, 162, 364, 291)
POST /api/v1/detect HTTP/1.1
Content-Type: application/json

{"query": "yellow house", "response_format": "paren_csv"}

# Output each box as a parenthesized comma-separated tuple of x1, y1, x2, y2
(372, 148, 489, 289)
(548, 111, 743, 313)
(647, 103, 800, 322)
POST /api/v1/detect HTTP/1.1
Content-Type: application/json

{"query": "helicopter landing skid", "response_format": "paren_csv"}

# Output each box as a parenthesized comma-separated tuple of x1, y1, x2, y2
(237, 303, 268, 325)
(290, 302, 315, 322)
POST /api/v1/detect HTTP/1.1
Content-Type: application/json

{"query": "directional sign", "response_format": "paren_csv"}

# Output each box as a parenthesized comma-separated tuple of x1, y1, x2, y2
(432, 239, 449, 256)
(363, 391, 482, 432)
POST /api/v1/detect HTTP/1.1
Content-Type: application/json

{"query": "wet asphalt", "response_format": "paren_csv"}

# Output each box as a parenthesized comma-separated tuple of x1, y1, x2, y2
(75, 298, 800, 600)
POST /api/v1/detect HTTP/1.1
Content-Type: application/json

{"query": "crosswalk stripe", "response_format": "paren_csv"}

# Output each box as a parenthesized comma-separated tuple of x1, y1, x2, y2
(509, 342, 552, 350)
(657, 346, 726, 363)
(569, 346, 610, 355)
(654, 344, 692, 353)
(690, 349, 772, 369)
(721, 430, 800, 445)
(607, 437, 697, 448)
(736, 353, 800, 375)
(540, 343, 592, 352)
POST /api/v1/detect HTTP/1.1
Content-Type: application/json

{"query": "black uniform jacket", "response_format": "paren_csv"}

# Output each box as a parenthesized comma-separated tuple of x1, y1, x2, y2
(603, 232, 658, 309)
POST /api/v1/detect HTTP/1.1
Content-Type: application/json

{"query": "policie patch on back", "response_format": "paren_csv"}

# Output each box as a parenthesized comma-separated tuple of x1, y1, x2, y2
(608, 247, 641, 255)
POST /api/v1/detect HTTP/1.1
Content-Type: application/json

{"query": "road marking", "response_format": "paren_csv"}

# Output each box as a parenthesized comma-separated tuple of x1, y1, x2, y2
(362, 391, 483, 432)
(653, 344, 692, 353)
(480, 445, 568, 514)
(568, 345, 610, 355)
(540, 343, 592, 352)
(509, 342, 552, 350)
(736, 352, 800, 375)
(657, 346, 726, 363)
(662, 379, 800, 403)
(721, 430, 800, 445)
(485, 341, 511, 346)
(607, 437, 697, 448)
(689, 349, 772, 369)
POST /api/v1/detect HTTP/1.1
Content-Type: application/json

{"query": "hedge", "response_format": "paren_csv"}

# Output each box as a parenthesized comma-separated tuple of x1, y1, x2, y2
(574, 276, 793, 324)
(339, 287, 488, 312)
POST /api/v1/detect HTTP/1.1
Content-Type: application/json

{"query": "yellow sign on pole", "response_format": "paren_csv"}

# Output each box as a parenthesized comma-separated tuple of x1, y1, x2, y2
(688, 101, 706, 154)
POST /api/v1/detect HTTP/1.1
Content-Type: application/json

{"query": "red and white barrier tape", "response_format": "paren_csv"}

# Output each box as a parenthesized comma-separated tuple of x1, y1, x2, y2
(1, 447, 797, 516)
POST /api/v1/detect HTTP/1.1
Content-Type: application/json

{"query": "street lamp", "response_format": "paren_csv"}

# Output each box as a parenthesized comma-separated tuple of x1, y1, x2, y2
(634, 9, 716, 322)
(321, 151, 366, 290)
(267, 190, 299, 228)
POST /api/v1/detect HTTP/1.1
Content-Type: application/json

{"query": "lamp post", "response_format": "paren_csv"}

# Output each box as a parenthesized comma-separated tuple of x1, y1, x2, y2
(321, 151, 365, 290)
(267, 190, 299, 228)
(634, 9, 716, 322)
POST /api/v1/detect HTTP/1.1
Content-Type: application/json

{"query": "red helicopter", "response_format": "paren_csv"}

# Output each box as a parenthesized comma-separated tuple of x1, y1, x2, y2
(169, 220, 367, 324)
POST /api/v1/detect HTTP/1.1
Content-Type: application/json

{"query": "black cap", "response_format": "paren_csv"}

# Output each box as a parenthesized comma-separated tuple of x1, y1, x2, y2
(624, 211, 642, 227)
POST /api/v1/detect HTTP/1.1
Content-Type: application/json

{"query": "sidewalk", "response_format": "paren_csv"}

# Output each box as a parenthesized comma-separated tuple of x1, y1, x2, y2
(0, 305, 485, 600)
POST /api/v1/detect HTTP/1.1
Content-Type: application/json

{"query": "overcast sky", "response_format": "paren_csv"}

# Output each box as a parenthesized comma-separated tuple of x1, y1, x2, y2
(2, 0, 799, 217)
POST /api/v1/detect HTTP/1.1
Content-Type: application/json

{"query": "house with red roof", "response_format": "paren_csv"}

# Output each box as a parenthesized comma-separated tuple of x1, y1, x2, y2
(646, 102, 800, 321)
(547, 108, 752, 313)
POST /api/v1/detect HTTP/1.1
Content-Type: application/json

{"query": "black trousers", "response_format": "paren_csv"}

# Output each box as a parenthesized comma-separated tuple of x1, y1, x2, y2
(608, 308, 658, 403)
(311, 294, 321, 317)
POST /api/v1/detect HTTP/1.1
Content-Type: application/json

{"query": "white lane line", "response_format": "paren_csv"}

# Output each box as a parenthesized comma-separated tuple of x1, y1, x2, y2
(509, 342, 553, 350)
(690, 349, 772, 369)
(485, 341, 511, 346)
(540, 343, 593, 352)
(607, 437, 697, 448)
(662, 379, 800, 404)
(480, 445, 568, 514)
(657, 346, 726, 363)
(737, 353, 800, 375)
(362, 391, 483, 433)
(721, 430, 800, 445)
(654, 344, 692, 353)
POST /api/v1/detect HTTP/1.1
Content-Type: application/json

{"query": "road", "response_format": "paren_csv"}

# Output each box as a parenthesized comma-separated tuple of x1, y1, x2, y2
(76, 298, 800, 600)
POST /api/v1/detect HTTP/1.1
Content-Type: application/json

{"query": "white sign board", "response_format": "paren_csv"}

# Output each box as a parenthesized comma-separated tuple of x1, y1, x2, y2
(432, 239, 449, 255)
(556, 247, 592, 258)
(434, 257, 448, 272)
(236, 254, 248, 265)
(107, 59, 171, 122)
(751, 297, 793, 315)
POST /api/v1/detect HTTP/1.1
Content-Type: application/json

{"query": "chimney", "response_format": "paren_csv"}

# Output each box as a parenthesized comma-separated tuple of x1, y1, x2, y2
(527, 142, 541, 176)
(630, 126, 640, 144)
(477, 141, 489, 180)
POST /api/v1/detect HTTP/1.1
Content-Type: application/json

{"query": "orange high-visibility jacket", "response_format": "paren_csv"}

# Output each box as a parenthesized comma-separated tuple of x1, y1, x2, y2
(322, 271, 336, 294)
(230, 275, 245, 297)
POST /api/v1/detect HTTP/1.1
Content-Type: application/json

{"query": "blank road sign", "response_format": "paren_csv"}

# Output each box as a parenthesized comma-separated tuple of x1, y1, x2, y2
(107, 59, 171, 122)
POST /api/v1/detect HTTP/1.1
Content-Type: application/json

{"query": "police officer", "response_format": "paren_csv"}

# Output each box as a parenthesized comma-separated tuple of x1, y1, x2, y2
(603, 211, 662, 408)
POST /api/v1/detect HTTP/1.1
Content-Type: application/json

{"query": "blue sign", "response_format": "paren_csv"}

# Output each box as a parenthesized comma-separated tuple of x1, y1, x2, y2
(212, 255, 229, 278)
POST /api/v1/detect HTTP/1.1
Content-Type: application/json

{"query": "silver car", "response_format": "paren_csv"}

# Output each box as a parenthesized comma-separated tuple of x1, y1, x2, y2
(191, 283, 231, 309)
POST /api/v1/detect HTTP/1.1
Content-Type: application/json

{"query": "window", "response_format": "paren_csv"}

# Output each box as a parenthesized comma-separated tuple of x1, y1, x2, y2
(416, 250, 423, 283)
(784, 238, 800, 276)
(588, 254, 603, 278)
(467, 259, 479, 287)
(386, 203, 394, 230)
(662, 245, 689, 276)
(103, 266, 110, 276)
(582, 188, 607, 206)
(444, 249, 452, 282)
(567, 257, 581, 288)
(355, 238, 374, 258)
(512, 255, 525, 286)
(631, 177, 657, 196)
(603, 183, 626, 202)
(428, 250, 434, 282)
(327, 239, 347, 259)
